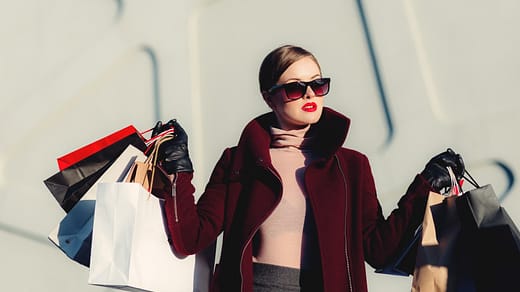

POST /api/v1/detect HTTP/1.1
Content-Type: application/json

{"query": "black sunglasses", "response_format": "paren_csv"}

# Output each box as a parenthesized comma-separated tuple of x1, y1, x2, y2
(267, 78, 331, 101)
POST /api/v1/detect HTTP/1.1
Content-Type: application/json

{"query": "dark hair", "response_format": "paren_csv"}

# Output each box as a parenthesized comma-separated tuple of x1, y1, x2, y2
(258, 45, 321, 93)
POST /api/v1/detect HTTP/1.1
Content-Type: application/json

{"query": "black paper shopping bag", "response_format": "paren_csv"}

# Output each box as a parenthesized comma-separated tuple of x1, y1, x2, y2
(44, 132, 146, 212)
(453, 184, 520, 291)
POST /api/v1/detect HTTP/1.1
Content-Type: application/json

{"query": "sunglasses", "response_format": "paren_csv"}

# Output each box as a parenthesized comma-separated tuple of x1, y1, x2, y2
(267, 78, 331, 101)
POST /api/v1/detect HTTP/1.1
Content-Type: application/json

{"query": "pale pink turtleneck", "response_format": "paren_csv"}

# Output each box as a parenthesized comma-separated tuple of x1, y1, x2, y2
(252, 125, 319, 269)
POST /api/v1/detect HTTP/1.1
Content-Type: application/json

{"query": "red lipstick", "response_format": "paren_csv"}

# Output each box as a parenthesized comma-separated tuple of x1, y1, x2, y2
(302, 102, 317, 112)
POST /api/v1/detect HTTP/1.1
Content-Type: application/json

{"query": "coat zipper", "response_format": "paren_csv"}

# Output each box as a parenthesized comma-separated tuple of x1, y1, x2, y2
(335, 155, 353, 292)
(171, 173, 179, 222)
(239, 163, 282, 292)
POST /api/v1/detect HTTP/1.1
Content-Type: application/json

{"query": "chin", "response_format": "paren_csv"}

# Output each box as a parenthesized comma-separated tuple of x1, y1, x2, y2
(307, 109, 323, 123)
(298, 116, 320, 127)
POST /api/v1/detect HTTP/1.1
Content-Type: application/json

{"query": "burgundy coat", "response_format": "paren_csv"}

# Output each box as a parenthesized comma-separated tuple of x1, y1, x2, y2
(163, 107, 431, 292)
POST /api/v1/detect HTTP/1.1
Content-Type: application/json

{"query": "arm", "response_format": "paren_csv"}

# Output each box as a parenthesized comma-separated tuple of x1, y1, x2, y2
(359, 156, 431, 268)
(360, 149, 464, 268)
(162, 149, 233, 256)
(150, 119, 232, 256)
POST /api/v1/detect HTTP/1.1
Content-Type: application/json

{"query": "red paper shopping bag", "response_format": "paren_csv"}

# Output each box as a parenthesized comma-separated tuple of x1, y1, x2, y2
(57, 125, 145, 170)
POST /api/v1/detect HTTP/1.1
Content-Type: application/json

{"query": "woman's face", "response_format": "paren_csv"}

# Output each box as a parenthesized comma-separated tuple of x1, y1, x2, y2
(265, 56, 324, 130)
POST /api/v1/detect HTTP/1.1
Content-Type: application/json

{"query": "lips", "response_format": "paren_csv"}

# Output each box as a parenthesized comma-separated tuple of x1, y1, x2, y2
(302, 102, 317, 112)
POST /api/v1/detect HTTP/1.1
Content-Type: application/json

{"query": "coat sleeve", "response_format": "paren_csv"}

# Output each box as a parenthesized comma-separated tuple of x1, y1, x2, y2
(162, 147, 234, 256)
(356, 153, 432, 268)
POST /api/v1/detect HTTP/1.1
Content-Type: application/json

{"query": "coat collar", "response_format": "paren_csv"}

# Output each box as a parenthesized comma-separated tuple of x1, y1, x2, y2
(236, 107, 351, 165)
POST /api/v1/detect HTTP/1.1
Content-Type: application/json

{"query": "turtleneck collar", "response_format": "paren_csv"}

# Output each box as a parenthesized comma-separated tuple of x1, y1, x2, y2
(270, 125, 313, 150)
(236, 107, 351, 162)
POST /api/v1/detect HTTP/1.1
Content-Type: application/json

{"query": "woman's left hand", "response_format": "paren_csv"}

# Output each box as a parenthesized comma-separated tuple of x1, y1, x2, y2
(420, 148, 465, 192)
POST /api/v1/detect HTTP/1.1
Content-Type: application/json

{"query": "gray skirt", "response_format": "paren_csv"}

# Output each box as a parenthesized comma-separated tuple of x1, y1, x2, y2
(252, 263, 323, 292)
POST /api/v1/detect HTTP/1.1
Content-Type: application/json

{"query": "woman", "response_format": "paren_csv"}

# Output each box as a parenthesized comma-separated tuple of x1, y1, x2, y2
(152, 45, 464, 292)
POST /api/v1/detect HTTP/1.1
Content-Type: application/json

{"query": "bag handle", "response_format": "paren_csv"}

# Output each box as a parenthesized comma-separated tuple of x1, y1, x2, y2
(462, 169, 480, 189)
(142, 127, 175, 148)
(145, 134, 174, 192)
(447, 166, 463, 196)
(446, 166, 481, 196)
(126, 134, 174, 194)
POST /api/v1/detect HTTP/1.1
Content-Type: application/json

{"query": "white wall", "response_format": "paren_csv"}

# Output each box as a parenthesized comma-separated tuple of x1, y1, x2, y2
(1, 0, 519, 291)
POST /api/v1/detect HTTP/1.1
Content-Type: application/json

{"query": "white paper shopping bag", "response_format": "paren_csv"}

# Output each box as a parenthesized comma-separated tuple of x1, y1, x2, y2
(89, 182, 195, 292)
(48, 144, 146, 266)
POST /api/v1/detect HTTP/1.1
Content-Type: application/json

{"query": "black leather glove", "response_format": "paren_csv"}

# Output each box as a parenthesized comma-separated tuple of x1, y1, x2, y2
(421, 148, 465, 192)
(152, 119, 193, 174)
(152, 119, 174, 137)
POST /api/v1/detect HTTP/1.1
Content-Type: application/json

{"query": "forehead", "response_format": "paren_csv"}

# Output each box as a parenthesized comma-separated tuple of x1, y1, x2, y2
(278, 56, 321, 83)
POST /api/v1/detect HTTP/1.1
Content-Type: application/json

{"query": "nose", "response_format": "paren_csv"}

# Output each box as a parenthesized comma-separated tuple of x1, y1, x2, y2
(304, 85, 316, 99)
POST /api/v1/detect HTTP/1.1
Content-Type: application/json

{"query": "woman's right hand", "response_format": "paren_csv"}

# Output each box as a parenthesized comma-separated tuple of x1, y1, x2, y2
(152, 119, 193, 174)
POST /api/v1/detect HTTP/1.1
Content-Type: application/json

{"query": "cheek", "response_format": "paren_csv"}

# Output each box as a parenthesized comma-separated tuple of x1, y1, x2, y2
(269, 94, 286, 110)
(280, 102, 303, 118)
(270, 99, 291, 117)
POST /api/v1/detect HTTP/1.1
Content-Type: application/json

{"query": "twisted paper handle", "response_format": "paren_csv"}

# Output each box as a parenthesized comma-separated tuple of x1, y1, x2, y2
(144, 134, 174, 193)
(447, 166, 463, 196)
